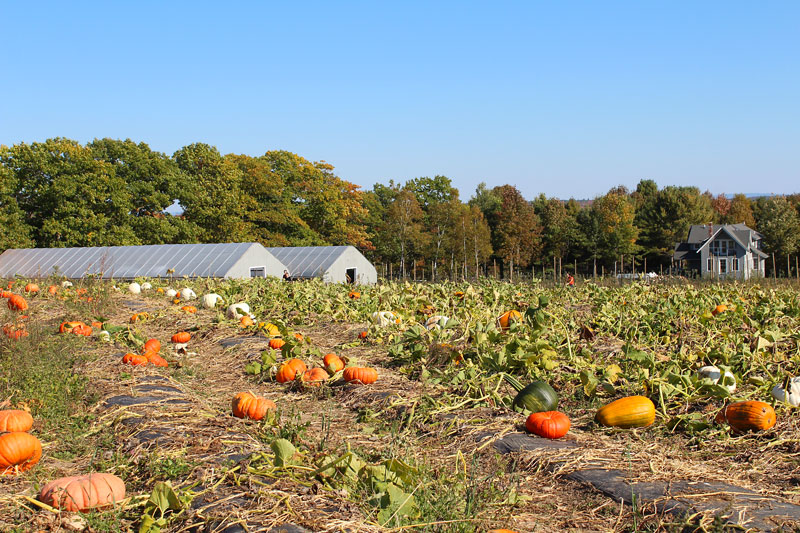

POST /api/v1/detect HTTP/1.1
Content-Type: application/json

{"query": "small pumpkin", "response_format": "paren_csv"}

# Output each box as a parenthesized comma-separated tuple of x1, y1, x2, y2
(240, 315, 255, 327)
(711, 304, 728, 316)
(293, 333, 304, 342)
(180, 288, 197, 300)
(497, 310, 522, 331)
(3, 324, 29, 339)
(226, 302, 251, 319)
(91, 321, 103, 329)
(504, 375, 558, 414)
(38, 473, 126, 512)
(0, 432, 42, 475)
(723, 401, 776, 432)
(24, 283, 40, 293)
(371, 311, 397, 327)
(358, 331, 368, 339)
(47, 285, 58, 295)
(697, 365, 736, 393)
(232, 391, 276, 421)
(181, 305, 197, 313)
(122, 353, 148, 366)
(525, 411, 570, 439)
(595, 396, 655, 428)
(202, 293, 223, 309)
(260, 322, 280, 336)
(7, 294, 28, 312)
(269, 338, 286, 350)
(128, 282, 141, 295)
(171, 332, 191, 343)
(59, 321, 86, 334)
(0, 290, 12, 298)
(343, 367, 378, 385)
(348, 290, 360, 299)
(0, 410, 34, 433)
(71, 324, 93, 337)
(323, 353, 344, 374)
(302, 367, 329, 387)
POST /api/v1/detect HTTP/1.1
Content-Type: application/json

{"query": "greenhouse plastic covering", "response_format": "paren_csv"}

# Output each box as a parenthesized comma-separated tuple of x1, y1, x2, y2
(0, 243, 263, 279)
(267, 246, 349, 278)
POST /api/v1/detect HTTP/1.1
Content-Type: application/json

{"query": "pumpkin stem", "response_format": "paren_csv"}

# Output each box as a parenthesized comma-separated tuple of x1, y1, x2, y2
(502, 373, 525, 393)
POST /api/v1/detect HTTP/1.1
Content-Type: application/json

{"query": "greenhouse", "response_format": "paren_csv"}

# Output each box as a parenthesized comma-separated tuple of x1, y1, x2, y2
(0, 243, 286, 280)
(267, 246, 377, 284)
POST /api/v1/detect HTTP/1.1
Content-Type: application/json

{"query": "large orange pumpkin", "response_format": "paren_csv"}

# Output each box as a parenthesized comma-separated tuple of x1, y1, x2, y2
(343, 367, 378, 385)
(525, 411, 570, 439)
(71, 324, 93, 337)
(0, 410, 33, 433)
(146, 353, 169, 368)
(171, 332, 191, 343)
(38, 473, 126, 512)
(723, 401, 776, 432)
(7, 294, 28, 312)
(0, 432, 42, 475)
(302, 367, 329, 387)
(24, 283, 40, 293)
(231, 392, 276, 421)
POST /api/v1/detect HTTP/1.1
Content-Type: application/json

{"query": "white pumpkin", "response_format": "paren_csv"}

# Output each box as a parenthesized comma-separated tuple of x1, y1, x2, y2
(165, 289, 178, 298)
(371, 311, 398, 327)
(98, 330, 111, 343)
(141, 282, 152, 290)
(180, 288, 197, 300)
(697, 365, 736, 393)
(128, 282, 141, 295)
(61, 281, 73, 288)
(202, 293, 224, 309)
(226, 302, 251, 319)
(772, 376, 800, 407)
(425, 315, 450, 331)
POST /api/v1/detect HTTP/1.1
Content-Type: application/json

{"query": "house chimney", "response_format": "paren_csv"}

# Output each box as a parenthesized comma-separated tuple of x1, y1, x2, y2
(708, 223, 713, 238)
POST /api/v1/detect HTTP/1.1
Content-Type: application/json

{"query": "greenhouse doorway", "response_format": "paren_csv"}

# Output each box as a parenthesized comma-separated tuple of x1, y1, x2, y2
(345, 268, 357, 284)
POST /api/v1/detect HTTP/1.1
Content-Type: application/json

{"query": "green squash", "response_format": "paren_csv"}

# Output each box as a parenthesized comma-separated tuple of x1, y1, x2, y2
(504, 374, 558, 413)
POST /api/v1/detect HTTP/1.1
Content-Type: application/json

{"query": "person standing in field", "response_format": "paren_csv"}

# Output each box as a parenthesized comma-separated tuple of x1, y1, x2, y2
(566, 273, 575, 286)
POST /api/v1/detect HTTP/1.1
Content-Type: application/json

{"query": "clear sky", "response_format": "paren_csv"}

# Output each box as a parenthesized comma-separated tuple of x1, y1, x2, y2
(2, 1, 798, 200)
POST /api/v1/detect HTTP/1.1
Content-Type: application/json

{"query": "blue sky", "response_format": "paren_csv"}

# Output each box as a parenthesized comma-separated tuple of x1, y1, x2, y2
(2, 1, 798, 200)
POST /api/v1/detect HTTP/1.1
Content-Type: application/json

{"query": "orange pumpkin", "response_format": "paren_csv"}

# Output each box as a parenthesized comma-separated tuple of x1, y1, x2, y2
(357, 331, 368, 339)
(147, 353, 169, 368)
(525, 411, 570, 439)
(293, 333, 304, 342)
(122, 353, 148, 366)
(47, 285, 58, 295)
(723, 401, 776, 432)
(0, 290, 12, 298)
(323, 353, 344, 374)
(143, 339, 161, 353)
(348, 290, 360, 299)
(24, 283, 39, 293)
(302, 367, 329, 387)
(343, 367, 378, 385)
(171, 332, 191, 343)
(91, 321, 103, 329)
(59, 321, 86, 334)
(38, 473, 126, 512)
(497, 310, 522, 331)
(0, 432, 42, 475)
(71, 324, 93, 337)
(276, 358, 307, 383)
(239, 315, 255, 327)
(7, 294, 28, 312)
(0, 410, 33, 433)
(231, 392, 276, 421)
(712, 304, 728, 316)
(181, 305, 197, 313)
(3, 324, 28, 340)
(268, 338, 286, 350)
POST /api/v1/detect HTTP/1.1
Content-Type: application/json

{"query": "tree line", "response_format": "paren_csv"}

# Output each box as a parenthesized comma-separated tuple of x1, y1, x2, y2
(1, 138, 799, 278)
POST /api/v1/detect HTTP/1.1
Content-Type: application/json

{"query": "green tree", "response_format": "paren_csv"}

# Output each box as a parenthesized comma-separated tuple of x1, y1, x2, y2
(0, 161, 33, 250)
(491, 185, 541, 279)
(727, 194, 756, 227)
(754, 196, 800, 273)
(591, 186, 639, 264)
(382, 188, 427, 278)
(407, 175, 459, 280)
(89, 138, 197, 244)
(1, 138, 137, 247)
(533, 194, 579, 264)
(174, 143, 249, 243)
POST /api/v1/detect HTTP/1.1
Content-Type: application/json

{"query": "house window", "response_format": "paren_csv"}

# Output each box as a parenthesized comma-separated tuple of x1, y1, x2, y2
(707, 258, 712, 271)
(733, 258, 739, 271)
(719, 258, 727, 273)
(753, 257, 759, 269)
(249, 267, 265, 278)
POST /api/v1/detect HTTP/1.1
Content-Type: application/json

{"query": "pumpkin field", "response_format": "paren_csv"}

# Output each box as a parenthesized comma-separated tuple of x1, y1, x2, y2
(1, 277, 799, 532)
